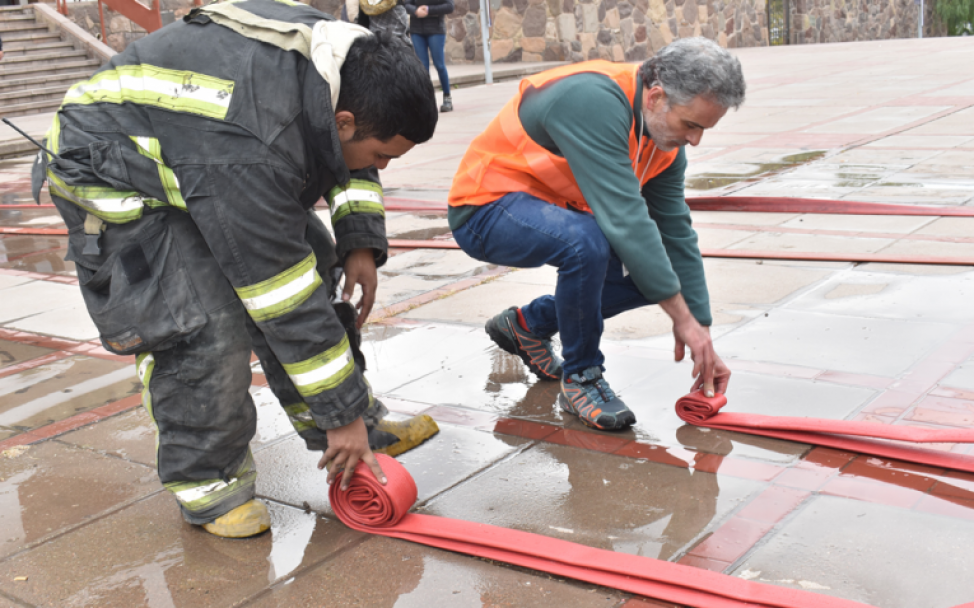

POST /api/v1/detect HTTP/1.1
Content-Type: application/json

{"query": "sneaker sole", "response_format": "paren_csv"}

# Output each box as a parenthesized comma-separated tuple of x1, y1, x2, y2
(485, 318, 561, 381)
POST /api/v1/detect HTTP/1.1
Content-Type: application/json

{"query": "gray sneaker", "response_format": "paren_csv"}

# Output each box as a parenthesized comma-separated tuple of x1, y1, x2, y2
(485, 307, 563, 381)
(559, 367, 635, 431)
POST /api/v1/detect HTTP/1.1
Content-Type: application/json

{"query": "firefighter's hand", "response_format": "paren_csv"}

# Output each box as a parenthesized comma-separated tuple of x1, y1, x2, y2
(342, 248, 377, 328)
(318, 417, 387, 491)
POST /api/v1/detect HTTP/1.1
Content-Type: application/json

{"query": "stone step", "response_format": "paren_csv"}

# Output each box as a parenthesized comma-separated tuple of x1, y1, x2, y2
(0, 84, 70, 105)
(0, 14, 35, 26)
(0, 58, 102, 79)
(0, 40, 76, 57)
(0, 31, 62, 45)
(0, 22, 49, 35)
(0, 97, 63, 118)
(0, 49, 90, 72)
(0, 70, 89, 94)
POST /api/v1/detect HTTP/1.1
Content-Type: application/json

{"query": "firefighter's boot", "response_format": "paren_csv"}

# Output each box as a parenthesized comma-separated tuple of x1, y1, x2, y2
(369, 415, 440, 457)
(202, 499, 271, 538)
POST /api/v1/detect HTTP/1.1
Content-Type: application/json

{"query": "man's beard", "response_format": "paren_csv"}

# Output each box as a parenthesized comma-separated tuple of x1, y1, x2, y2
(642, 110, 681, 151)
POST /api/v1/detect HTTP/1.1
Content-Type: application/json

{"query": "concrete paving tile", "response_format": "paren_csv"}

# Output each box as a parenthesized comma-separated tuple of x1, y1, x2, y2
(249, 386, 298, 448)
(805, 106, 949, 134)
(422, 443, 765, 561)
(601, 304, 750, 341)
(715, 309, 957, 376)
(913, 217, 974, 237)
(250, 534, 627, 608)
(384, 213, 450, 239)
(703, 258, 832, 305)
(0, 339, 54, 371)
(0, 441, 158, 559)
(58, 406, 157, 467)
(0, 492, 362, 608)
(388, 347, 543, 417)
(862, 135, 974, 149)
(733, 495, 974, 607)
(875, 238, 974, 261)
(496, 265, 557, 287)
(0, 281, 81, 324)
(379, 248, 490, 279)
(0, 274, 32, 290)
(255, 422, 527, 516)
(785, 269, 974, 323)
(901, 105, 974, 136)
(0, 248, 74, 276)
(855, 261, 971, 276)
(0, 355, 139, 431)
(829, 147, 942, 164)
(728, 231, 896, 254)
(695, 227, 755, 249)
(6, 303, 99, 341)
(729, 181, 866, 199)
(399, 278, 552, 326)
(692, 210, 798, 226)
(779, 213, 935, 233)
(374, 273, 452, 310)
(942, 363, 974, 391)
(361, 323, 489, 394)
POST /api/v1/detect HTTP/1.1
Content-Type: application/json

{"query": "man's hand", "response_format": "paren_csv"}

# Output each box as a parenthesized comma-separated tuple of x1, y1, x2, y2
(659, 293, 731, 397)
(342, 248, 377, 328)
(317, 417, 387, 491)
(416, 5, 429, 16)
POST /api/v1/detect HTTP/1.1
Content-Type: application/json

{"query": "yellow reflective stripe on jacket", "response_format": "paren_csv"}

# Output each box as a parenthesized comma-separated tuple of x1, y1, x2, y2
(46, 112, 62, 162)
(327, 179, 384, 223)
(283, 402, 316, 433)
(283, 335, 355, 397)
(131, 136, 187, 210)
(47, 171, 148, 224)
(234, 253, 322, 322)
(62, 64, 234, 120)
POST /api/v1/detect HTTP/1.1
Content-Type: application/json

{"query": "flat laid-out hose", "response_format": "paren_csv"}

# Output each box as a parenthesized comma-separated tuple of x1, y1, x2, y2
(331, 454, 974, 608)
(4, 197, 974, 265)
(677, 391, 974, 474)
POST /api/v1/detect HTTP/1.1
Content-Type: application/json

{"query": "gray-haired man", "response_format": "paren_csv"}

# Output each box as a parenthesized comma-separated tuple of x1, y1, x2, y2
(447, 38, 746, 431)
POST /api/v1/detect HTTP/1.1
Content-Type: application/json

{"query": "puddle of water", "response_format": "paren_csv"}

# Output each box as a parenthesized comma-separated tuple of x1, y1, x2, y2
(686, 151, 829, 191)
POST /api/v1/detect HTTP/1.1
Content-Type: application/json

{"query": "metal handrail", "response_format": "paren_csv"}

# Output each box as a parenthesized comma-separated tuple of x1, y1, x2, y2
(97, 0, 163, 42)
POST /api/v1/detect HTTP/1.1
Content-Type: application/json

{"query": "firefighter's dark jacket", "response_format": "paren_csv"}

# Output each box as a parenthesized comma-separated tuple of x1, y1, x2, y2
(36, 0, 387, 430)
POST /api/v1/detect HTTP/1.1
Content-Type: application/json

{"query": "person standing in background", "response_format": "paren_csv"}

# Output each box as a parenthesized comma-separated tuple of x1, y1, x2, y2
(357, 0, 411, 44)
(404, 0, 454, 112)
(0, 32, 4, 61)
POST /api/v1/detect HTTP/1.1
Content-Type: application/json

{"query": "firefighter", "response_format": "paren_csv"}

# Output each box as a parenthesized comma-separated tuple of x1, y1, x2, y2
(33, 0, 440, 538)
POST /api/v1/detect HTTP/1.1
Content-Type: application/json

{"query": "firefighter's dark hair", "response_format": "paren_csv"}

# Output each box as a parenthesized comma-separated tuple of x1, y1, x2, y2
(337, 32, 438, 143)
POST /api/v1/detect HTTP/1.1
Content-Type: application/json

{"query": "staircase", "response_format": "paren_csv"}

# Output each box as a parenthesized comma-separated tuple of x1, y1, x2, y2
(0, 4, 104, 118)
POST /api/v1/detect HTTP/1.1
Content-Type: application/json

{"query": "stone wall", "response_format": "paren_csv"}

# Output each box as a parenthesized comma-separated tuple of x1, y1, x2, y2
(786, 0, 945, 44)
(64, 0, 944, 61)
(65, 0, 195, 51)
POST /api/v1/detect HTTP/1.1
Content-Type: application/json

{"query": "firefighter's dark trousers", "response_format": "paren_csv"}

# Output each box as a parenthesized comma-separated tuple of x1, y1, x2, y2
(53, 200, 386, 524)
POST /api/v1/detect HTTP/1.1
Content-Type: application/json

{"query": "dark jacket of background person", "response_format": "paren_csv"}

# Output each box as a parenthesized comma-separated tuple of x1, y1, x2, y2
(403, 0, 453, 36)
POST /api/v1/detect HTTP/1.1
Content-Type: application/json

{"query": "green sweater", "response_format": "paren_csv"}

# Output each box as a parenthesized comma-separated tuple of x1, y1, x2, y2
(448, 72, 711, 326)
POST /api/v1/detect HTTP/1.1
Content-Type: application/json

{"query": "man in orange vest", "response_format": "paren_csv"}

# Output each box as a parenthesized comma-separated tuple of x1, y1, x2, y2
(448, 38, 744, 431)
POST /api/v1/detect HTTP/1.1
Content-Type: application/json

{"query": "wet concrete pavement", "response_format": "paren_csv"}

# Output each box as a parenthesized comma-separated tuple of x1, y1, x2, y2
(2, 36, 974, 607)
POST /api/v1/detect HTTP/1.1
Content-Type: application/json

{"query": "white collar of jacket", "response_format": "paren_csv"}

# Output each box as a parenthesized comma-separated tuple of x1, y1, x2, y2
(310, 21, 372, 112)
(199, 4, 371, 111)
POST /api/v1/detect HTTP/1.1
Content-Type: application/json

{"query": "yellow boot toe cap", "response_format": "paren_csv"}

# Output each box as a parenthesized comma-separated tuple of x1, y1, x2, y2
(202, 499, 270, 538)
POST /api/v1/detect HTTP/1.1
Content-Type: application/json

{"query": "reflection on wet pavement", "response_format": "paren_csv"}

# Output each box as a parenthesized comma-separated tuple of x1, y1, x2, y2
(0, 355, 139, 432)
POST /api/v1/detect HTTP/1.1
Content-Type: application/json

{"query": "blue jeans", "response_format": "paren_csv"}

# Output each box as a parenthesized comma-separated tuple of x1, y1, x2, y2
(411, 33, 451, 97)
(453, 192, 653, 376)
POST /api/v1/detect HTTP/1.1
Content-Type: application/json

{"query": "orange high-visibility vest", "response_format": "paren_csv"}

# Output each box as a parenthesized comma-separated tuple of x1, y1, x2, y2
(448, 61, 679, 212)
